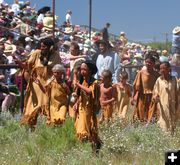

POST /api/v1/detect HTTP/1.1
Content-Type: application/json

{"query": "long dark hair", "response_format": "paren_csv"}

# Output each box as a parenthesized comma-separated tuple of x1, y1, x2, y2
(160, 61, 172, 77)
(77, 61, 97, 96)
(39, 38, 54, 66)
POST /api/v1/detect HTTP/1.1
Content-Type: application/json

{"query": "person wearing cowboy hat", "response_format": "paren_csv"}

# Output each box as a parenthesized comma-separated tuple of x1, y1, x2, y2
(119, 31, 128, 47)
(95, 40, 121, 83)
(171, 26, 180, 78)
(159, 50, 169, 63)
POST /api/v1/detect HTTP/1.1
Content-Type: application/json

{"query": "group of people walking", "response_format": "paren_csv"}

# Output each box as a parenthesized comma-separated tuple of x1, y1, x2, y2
(12, 37, 179, 153)
(0, 0, 179, 154)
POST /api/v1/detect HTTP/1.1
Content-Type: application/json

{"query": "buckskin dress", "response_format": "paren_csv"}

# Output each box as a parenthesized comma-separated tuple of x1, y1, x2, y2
(133, 69, 160, 122)
(46, 79, 69, 125)
(75, 79, 100, 143)
(20, 50, 61, 126)
(113, 83, 132, 119)
(153, 76, 179, 132)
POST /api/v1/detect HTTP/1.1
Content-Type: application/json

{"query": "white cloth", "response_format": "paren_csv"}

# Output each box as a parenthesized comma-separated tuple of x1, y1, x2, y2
(11, 3, 20, 16)
(37, 13, 44, 24)
(95, 51, 121, 83)
(66, 13, 72, 25)
(6, 56, 17, 75)
(0, 0, 5, 5)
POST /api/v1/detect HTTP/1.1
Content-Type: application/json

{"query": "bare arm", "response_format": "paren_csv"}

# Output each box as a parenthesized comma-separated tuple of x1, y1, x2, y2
(131, 90, 139, 105)
(76, 82, 92, 94)
(101, 97, 115, 105)
(101, 87, 116, 105)
(68, 54, 86, 60)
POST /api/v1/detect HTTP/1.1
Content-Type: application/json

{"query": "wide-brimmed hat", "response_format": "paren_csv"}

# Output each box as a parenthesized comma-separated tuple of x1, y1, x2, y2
(25, 37, 33, 42)
(172, 26, 180, 34)
(64, 27, 73, 34)
(63, 40, 71, 47)
(74, 34, 84, 39)
(134, 53, 143, 59)
(162, 50, 168, 56)
(4, 45, 14, 53)
(96, 39, 108, 47)
(120, 31, 125, 35)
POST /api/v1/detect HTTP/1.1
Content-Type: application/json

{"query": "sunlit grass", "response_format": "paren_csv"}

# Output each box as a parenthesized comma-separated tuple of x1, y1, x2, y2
(0, 110, 180, 165)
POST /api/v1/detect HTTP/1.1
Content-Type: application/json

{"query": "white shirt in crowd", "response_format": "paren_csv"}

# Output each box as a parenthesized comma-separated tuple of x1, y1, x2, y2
(95, 51, 121, 83)
(11, 3, 20, 16)
(66, 13, 72, 25)
(0, 0, 5, 5)
(37, 13, 44, 24)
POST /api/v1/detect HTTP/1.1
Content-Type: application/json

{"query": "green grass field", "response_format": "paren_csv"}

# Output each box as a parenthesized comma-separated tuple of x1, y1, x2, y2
(0, 112, 180, 165)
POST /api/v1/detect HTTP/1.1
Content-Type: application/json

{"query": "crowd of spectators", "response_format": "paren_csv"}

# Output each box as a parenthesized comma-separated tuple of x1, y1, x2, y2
(0, 0, 179, 114)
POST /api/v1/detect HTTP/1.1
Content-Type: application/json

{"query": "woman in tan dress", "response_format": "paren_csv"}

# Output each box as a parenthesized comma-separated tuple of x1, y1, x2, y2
(73, 60, 101, 153)
(14, 38, 61, 130)
(131, 51, 160, 122)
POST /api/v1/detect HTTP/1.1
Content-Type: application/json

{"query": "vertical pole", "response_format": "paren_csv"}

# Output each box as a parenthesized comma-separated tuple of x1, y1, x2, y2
(89, 0, 92, 41)
(162, 32, 169, 50)
(52, 0, 56, 39)
(165, 32, 168, 50)
(20, 71, 25, 114)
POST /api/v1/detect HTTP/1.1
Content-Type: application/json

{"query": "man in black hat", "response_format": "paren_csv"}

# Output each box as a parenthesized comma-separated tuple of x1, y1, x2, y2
(95, 40, 121, 83)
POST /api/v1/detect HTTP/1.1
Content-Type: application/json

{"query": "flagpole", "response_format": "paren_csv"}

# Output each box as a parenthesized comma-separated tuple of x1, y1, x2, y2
(52, 0, 56, 39)
(89, 0, 92, 41)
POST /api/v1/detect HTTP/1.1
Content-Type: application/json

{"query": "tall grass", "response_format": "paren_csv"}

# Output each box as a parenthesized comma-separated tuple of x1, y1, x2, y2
(0, 113, 180, 165)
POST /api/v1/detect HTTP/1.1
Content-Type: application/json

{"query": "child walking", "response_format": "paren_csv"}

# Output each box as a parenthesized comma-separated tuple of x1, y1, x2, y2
(114, 71, 132, 119)
(152, 62, 179, 134)
(73, 60, 101, 153)
(99, 69, 116, 123)
(131, 52, 160, 122)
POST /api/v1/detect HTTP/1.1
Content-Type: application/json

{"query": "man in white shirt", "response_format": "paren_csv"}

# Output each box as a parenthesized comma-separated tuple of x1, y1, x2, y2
(95, 40, 121, 83)
(11, 0, 20, 16)
(0, 0, 5, 5)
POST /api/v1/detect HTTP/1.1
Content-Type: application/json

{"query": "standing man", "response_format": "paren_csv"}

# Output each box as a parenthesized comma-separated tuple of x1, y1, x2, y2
(171, 26, 180, 77)
(101, 23, 111, 46)
(172, 26, 180, 55)
(95, 40, 121, 83)
(65, 10, 72, 25)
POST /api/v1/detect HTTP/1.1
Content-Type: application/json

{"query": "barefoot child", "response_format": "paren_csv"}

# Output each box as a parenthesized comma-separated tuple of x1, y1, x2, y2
(35, 64, 70, 125)
(99, 69, 116, 123)
(114, 71, 132, 119)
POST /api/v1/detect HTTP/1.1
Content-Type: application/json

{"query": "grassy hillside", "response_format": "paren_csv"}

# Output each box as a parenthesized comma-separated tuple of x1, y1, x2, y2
(0, 113, 180, 165)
